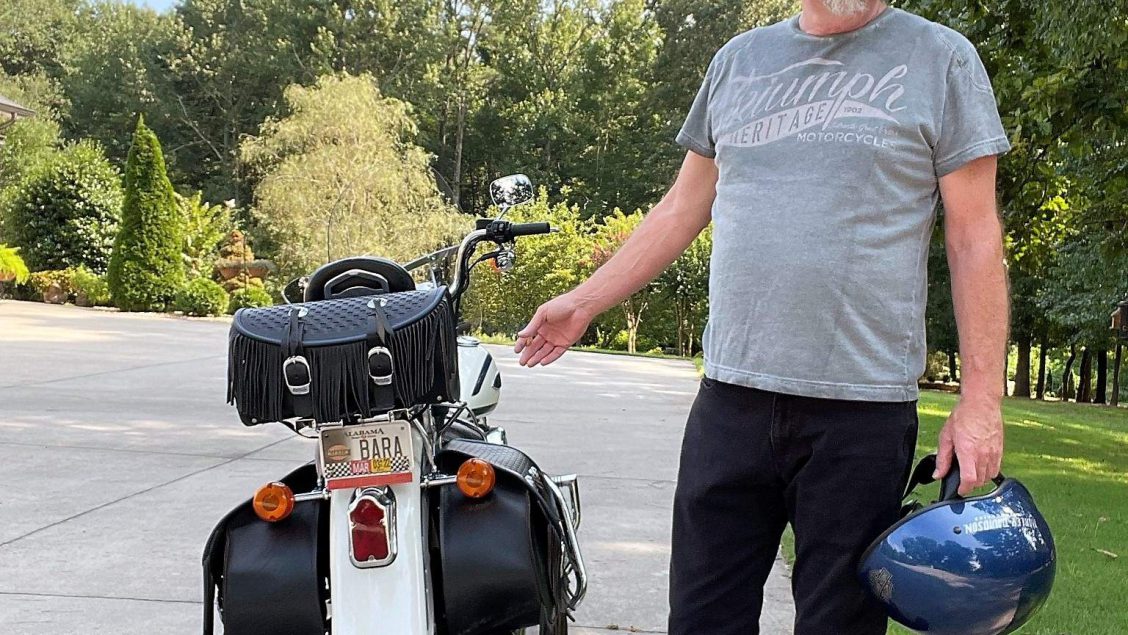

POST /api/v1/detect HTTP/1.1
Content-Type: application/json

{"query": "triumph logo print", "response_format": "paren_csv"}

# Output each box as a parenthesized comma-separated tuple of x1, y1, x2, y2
(718, 58, 909, 148)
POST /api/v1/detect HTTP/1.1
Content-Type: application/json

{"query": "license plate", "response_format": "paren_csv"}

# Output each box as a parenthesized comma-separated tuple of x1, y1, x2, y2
(320, 420, 414, 490)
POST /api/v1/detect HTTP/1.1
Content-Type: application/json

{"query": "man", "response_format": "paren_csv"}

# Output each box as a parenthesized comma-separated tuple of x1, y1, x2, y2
(515, 0, 1010, 632)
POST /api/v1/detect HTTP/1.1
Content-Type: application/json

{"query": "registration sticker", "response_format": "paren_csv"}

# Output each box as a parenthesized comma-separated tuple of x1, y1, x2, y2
(320, 420, 414, 490)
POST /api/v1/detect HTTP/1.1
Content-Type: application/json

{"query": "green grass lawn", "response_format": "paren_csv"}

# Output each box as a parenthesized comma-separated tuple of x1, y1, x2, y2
(782, 392, 1128, 634)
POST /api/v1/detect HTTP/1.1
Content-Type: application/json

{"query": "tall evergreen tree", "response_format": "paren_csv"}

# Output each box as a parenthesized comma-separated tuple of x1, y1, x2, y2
(107, 116, 185, 311)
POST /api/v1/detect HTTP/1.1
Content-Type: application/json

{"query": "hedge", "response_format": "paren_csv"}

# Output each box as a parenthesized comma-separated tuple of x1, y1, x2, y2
(174, 278, 229, 317)
(228, 286, 273, 313)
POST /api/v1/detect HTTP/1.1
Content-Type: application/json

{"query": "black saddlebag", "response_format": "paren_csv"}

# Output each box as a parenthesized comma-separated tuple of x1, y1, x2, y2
(434, 440, 568, 635)
(228, 287, 459, 425)
(202, 464, 327, 635)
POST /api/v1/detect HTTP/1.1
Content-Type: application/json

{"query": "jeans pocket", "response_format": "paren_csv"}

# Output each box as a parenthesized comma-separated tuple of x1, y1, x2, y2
(700, 375, 718, 390)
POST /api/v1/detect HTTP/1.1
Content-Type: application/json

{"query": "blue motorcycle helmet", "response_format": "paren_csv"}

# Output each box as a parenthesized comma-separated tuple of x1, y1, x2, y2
(858, 454, 1056, 634)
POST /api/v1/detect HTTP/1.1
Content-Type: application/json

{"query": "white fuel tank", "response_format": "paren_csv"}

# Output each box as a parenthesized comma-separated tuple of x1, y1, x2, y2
(456, 336, 500, 416)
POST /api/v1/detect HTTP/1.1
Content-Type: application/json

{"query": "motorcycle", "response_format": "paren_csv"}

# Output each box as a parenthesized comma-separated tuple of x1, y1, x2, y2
(202, 174, 587, 635)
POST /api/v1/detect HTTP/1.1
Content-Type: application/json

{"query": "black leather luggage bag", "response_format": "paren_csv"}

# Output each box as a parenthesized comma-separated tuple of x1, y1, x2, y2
(201, 464, 327, 635)
(227, 287, 459, 425)
(435, 440, 568, 635)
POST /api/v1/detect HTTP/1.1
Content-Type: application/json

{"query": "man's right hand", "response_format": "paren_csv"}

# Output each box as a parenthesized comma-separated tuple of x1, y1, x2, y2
(515, 294, 594, 366)
(514, 151, 717, 368)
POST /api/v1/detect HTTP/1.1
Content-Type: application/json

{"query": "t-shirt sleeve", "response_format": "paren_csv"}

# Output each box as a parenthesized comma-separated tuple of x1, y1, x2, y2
(676, 53, 721, 159)
(933, 39, 1011, 177)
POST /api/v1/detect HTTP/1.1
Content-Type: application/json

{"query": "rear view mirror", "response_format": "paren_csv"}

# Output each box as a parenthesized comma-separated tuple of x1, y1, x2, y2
(489, 174, 533, 215)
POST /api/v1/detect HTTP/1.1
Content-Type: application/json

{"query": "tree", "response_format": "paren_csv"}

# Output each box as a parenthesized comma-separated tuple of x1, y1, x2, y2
(61, 1, 179, 166)
(901, 0, 1128, 402)
(925, 228, 961, 381)
(592, 209, 653, 353)
(241, 73, 465, 280)
(0, 73, 65, 192)
(646, 0, 798, 182)
(108, 116, 186, 311)
(1040, 233, 1127, 402)
(6, 141, 123, 274)
(167, 0, 337, 203)
(423, 0, 492, 212)
(565, 0, 664, 214)
(0, 0, 80, 77)
(461, 189, 597, 334)
(657, 225, 711, 356)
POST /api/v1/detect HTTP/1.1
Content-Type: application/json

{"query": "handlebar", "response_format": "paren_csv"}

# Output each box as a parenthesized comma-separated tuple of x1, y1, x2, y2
(508, 222, 552, 237)
(447, 220, 554, 301)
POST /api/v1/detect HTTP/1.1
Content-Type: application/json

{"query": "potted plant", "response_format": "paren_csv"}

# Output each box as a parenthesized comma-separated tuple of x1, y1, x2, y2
(214, 229, 274, 291)
(0, 245, 30, 284)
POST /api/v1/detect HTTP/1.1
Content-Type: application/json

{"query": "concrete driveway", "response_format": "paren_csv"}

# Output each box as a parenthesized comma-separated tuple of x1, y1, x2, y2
(0, 300, 794, 634)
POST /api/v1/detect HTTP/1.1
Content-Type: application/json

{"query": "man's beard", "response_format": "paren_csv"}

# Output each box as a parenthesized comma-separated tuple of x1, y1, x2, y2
(820, 0, 870, 16)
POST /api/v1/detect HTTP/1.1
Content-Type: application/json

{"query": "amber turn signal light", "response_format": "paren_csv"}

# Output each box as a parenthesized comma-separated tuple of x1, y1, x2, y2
(253, 481, 295, 522)
(456, 458, 496, 499)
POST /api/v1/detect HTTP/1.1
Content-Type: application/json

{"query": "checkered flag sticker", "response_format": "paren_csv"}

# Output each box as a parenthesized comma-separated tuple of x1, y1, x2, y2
(324, 461, 352, 479)
(324, 455, 412, 480)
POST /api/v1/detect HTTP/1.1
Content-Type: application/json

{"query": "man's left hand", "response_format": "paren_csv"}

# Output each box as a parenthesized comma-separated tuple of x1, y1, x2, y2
(933, 398, 1004, 496)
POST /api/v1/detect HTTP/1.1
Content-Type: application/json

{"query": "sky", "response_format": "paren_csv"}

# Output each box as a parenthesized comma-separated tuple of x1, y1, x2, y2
(125, 0, 178, 11)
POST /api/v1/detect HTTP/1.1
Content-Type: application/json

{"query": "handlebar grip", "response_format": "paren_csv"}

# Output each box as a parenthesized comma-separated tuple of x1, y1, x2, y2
(510, 222, 552, 237)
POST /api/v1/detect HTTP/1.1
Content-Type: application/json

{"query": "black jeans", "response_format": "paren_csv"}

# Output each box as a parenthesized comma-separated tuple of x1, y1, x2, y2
(668, 377, 918, 635)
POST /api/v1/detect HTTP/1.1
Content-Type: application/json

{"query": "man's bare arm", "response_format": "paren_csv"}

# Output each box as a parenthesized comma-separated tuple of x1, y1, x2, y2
(515, 151, 718, 366)
(934, 155, 1009, 494)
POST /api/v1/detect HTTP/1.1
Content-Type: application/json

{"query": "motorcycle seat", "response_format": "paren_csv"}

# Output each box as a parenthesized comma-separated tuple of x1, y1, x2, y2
(304, 256, 415, 301)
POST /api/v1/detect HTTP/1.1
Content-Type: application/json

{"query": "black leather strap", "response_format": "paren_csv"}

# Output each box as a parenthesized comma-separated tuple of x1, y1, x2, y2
(902, 454, 939, 500)
(366, 299, 395, 411)
(902, 453, 1006, 505)
(282, 308, 313, 418)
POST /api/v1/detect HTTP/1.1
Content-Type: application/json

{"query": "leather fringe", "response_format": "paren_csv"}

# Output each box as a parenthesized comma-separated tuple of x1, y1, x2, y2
(228, 300, 458, 425)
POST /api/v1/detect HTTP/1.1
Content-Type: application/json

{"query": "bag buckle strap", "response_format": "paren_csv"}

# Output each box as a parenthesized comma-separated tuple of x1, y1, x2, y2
(283, 355, 312, 395)
(368, 346, 394, 386)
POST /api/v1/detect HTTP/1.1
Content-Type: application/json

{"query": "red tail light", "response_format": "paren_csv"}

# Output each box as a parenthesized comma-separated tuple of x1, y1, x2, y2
(349, 488, 396, 567)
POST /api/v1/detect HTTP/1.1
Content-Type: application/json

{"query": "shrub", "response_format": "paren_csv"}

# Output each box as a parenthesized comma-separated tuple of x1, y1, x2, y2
(0, 245, 30, 284)
(27, 269, 75, 304)
(610, 328, 657, 353)
(107, 116, 185, 311)
(228, 286, 273, 313)
(174, 278, 229, 317)
(71, 266, 111, 307)
(179, 192, 233, 278)
(6, 141, 123, 273)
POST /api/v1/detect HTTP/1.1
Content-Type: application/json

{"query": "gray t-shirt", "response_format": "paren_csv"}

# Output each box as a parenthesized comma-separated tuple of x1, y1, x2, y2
(677, 8, 1010, 402)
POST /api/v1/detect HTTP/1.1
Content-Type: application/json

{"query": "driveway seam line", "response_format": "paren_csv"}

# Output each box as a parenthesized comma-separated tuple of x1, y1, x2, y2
(0, 590, 201, 606)
(581, 474, 675, 485)
(0, 592, 671, 632)
(0, 439, 304, 462)
(0, 436, 291, 549)
(0, 354, 225, 390)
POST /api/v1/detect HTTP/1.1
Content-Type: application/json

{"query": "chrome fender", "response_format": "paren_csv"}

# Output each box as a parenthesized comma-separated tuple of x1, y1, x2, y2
(328, 425, 433, 634)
